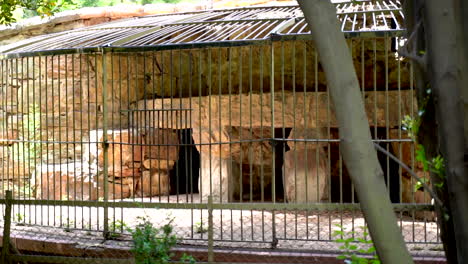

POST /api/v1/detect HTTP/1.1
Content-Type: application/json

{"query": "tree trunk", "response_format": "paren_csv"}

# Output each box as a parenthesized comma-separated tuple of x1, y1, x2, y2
(402, 2, 458, 263)
(424, 2, 468, 263)
(297, 1, 413, 263)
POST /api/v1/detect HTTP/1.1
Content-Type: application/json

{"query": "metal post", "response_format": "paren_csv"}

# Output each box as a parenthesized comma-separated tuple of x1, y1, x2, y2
(1, 190, 13, 264)
(101, 52, 109, 238)
(208, 195, 214, 263)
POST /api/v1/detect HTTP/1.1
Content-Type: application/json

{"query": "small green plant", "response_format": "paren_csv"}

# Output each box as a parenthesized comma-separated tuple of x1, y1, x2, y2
(108, 219, 128, 239)
(194, 221, 207, 234)
(20, 104, 42, 164)
(402, 115, 445, 190)
(127, 216, 195, 264)
(62, 218, 74, 232)
(15, 213, 24, 225)
(333, 225, 380, 264)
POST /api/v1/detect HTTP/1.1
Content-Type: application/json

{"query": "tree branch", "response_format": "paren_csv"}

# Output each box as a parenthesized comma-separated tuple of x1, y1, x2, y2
(374, 143, 444, 208)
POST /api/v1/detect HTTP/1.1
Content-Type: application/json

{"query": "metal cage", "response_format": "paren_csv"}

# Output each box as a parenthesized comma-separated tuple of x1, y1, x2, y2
(0, 1, 444, 263)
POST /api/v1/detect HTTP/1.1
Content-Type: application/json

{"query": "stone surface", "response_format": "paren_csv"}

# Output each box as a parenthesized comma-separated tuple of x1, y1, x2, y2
(141, 128, 179, 161)
(198, 156, 235, 202)
(283, 128, 329, 203)
(136, 169, 170, 197)
(142, 159, 175, 170)
(98, 179, 133, 200)
(0, 130, 18, 145)
(283, 147, 328, 203)
(35, 163, 96, 200)
(86, 129, 143, 169)
(136, 90, 416, 132)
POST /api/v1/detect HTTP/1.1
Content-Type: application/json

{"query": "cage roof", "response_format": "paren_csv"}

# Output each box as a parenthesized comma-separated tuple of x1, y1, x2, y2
(0, 0, 404, 57)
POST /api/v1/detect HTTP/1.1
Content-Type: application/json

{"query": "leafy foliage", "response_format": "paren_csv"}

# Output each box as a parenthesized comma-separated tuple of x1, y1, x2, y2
(1, 0, 189, 24)
(108, 219, 128, 238)
(0, 0, 74, 24)
(333, 225, 380, 264)
(128, 216, 195, 264)
(402, 114, 445, 191)
(20, 104, 42, 165)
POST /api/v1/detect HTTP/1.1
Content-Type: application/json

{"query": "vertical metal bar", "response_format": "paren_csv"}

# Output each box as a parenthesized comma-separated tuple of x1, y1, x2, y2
(71, 54, 77, 228)
(1, 190, 12, 263)
(208, 48, 213, 204)
(303, 41, 309, 240)
(101, 52, 109, 238)
(270, 42, 277, 248)
(109, 53, 116, 228)
(198, 49, 204, 238)
(217, 47, 224, 239)
(259, 45, 265, 241)
(159, 50, 165, 204)
(187, 50, 194, 238)
(291, 41, 298, 240)
(87, 54, 92, 229)
(238, 46, 243, 205)
(280, 40, 286, 239)
(248, 45, 254, 240)
(1, 59, 6, 217)
(39, 56, 44, 226)
(79, 53, 85, 229)
(20, 56, 26, 222)
(238, 47, 243, 240)
(385, 36, 390, 196)
(94, 54, 99, 229)
(227, 47, 234, 239)
(208, 195, 214, 263)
